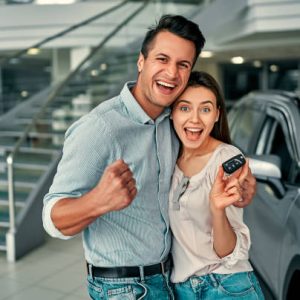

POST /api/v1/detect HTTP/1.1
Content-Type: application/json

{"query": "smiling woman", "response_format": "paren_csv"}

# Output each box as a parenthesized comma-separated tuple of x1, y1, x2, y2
(169, 71, 264, 300)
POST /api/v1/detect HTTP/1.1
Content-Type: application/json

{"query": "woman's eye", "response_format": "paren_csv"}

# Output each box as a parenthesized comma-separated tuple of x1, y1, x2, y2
(179, 106, 189, 112)
(201, 107, 211, 113)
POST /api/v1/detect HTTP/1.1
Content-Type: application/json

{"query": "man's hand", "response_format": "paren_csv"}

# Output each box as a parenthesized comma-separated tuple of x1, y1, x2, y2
(50, 159, 137, 236)
(93, 159, 137, 214)
(233, 159, 256, 208)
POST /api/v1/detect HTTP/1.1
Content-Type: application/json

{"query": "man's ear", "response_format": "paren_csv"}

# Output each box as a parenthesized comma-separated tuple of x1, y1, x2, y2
(137, 52, 145, 73)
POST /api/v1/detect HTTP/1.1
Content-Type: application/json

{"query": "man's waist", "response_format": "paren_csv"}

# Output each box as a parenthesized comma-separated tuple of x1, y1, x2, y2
(87, 255, 172, 279)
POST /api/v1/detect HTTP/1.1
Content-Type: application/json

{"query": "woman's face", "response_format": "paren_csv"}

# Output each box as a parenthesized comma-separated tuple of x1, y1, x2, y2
(172, 86, 220, 151)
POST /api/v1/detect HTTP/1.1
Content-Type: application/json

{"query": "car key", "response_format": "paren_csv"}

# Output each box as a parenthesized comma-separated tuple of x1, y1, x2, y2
(222, 154, 246, 175)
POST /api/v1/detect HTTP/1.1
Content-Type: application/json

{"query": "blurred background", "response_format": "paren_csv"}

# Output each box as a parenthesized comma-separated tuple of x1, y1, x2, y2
(0, 1, 299, 299)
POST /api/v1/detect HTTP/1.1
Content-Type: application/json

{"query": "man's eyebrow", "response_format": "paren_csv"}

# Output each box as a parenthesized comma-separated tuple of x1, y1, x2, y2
(155, 53, 193, 66)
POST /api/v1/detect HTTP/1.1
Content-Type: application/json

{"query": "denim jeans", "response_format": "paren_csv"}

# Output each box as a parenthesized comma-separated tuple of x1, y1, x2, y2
(87, 271, 174, 300)
(174, 271, 264, 299)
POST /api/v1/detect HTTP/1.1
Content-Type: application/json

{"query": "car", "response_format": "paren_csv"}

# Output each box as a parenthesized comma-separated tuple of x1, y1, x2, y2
(227, 90, 300, 300)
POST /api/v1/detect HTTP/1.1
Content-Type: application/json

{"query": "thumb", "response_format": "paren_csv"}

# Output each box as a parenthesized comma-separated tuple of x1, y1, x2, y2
(214, 166, 224, 185)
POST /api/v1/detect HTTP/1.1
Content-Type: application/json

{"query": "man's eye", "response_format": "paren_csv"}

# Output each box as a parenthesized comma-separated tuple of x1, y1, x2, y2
(158, 57, 167, 62)
(179, 63, 189, 69)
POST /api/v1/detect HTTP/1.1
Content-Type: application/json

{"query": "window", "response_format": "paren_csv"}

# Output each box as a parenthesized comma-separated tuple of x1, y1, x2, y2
(268, 122, 293, 182)
(229, 107, 264, 153)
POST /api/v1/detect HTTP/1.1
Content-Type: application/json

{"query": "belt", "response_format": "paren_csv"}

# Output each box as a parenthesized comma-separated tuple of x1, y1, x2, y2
(87, 256, 172, 278)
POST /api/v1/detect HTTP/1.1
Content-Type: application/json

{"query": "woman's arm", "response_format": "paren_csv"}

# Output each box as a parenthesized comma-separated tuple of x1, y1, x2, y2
(209, 166, 242, 257)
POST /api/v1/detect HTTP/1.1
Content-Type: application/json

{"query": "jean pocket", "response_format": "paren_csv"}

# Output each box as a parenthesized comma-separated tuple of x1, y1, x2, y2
(107, 285, 135, 300)
(217, 272, 255, 297)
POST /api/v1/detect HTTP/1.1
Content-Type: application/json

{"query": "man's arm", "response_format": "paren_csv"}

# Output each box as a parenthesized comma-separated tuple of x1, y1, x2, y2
(233, 159, 257, 208)
(50, 159, 137, 236)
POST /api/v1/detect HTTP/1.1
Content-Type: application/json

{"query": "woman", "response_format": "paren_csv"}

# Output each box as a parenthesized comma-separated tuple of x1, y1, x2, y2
(169, 71, 264, 299)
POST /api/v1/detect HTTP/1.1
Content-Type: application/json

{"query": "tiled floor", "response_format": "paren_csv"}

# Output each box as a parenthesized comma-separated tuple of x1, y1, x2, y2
(0, 234, 90, 300)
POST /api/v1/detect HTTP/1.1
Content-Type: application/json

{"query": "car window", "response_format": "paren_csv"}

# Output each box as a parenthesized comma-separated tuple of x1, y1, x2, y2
(268, 121, 293, 182)
(229, 107, 264, 153)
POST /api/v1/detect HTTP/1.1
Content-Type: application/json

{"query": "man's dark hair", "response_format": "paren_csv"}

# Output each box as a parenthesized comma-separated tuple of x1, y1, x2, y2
(141, 14, 206, 65)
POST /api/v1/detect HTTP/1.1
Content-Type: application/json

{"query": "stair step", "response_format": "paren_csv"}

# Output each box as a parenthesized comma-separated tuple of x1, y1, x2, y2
(0, 130, 64, 139)
(0, 137, 61, 152)
(1, 151, 54, 166)
(0, 200, 22, 224)
(0, 169, 43, 188)
(0, 189, 29, 208)
(0, 145, 60, 155)
(0, 239, 6, 251)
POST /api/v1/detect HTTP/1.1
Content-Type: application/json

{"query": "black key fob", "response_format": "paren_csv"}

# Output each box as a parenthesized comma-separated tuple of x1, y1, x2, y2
(222, 154, 246, 175)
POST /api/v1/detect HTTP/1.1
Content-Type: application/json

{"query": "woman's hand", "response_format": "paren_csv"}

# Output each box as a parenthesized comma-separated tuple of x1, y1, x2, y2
(209, 166, 242, 215)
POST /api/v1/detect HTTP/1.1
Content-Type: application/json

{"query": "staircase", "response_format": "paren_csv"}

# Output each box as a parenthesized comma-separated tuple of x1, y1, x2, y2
(0, 49, 139, 260)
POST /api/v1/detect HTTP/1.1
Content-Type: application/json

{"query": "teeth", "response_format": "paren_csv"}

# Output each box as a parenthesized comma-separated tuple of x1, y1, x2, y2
(186, 128, 202, 132)
(157, 81, 175, 88)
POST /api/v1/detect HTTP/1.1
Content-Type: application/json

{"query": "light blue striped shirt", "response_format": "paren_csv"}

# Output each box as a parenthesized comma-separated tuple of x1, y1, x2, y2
(43, 82, 179, 267)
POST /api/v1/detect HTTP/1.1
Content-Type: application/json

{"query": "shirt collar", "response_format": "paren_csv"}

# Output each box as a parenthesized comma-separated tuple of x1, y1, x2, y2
(121, 81, 171, 124)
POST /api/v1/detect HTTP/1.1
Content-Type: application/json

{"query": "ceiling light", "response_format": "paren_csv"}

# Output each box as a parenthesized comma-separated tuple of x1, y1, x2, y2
(231, 56, 244, 64)
(270, 64, 279, 72)
(90, 69, 99, 77)
(200, 51, 213, 58)
(35, 0, 76, 4)
(27, 48, 40, 55)
(21, 90, 29, 98)
(100, 63, 107, 71)
(253, 60, 262, 68)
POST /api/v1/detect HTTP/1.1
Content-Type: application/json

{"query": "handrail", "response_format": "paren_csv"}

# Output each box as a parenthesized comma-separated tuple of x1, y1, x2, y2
(0, 0, 129, 66)
(6, 0, 148, 238)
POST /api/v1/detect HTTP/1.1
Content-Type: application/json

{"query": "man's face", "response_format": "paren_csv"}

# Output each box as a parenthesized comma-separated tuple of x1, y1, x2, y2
(133, 31, 196, 119)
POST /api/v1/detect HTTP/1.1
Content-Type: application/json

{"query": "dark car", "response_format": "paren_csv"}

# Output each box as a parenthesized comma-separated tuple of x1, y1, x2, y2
(228, 90, 300, 300)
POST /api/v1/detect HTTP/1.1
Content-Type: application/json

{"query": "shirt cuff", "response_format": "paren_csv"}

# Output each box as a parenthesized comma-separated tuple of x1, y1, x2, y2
(42, 198, 73, 240)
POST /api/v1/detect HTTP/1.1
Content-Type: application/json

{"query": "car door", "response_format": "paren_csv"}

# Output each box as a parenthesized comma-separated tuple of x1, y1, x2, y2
(244, 110, 299, 298)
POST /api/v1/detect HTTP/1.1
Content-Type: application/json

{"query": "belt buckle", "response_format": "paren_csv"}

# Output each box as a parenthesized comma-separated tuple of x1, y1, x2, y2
(88, 263, 93, 278)
(161, 261, 165, 274)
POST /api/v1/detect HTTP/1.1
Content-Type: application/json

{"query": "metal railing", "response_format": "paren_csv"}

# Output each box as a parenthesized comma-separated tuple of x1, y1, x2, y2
(0, 0, 129, 66)
(5, 0, 149, 258)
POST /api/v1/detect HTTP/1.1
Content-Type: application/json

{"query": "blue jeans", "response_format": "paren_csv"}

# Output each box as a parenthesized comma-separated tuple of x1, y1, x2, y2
(174, 272, 264, 299)
(87, 271, 174, 300)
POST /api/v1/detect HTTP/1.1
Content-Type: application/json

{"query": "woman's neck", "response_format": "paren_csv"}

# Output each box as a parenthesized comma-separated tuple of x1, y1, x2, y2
(178, 138, 222, 177)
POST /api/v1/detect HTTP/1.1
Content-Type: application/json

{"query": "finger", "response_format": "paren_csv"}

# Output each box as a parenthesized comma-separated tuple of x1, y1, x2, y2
(237, 158, 249, 184)
(109, 159, 131, 175)
(126, 178, 136, 191)
(214, 166, 224, 185)
(218, 194, 241, 208)
(119, 169, 134, 182)
(224, 177, 239, 189)
(233, 198, 248, 208)
(129, 187, 138, 198)
(218, 166, 225, 180)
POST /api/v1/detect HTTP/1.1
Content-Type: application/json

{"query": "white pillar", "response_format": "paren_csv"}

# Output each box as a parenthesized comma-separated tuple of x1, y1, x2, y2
(51, 48, 71, 84)
(70, 47, 91, 71)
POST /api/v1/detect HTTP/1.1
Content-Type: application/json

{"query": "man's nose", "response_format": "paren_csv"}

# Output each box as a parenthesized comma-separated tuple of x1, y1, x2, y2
(166, 63, 178, 78)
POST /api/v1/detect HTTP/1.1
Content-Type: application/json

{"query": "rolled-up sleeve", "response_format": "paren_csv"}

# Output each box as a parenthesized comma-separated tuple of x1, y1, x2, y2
(218, 206, 250, 268)
(42, 113, 114, 239)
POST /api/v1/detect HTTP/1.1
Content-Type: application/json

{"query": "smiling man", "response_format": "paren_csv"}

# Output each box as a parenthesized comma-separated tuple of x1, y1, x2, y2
(42, 15, 256, 300)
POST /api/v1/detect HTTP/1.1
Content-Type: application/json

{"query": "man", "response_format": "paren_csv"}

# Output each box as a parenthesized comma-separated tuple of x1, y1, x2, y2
(43, 15, 256, 299)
